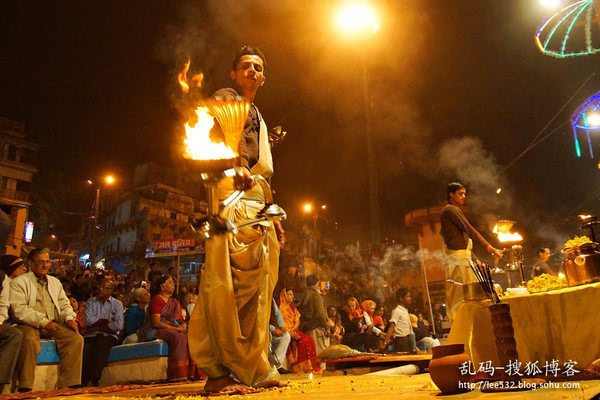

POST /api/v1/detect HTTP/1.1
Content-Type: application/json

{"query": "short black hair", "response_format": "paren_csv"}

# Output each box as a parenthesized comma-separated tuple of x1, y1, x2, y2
(447, 182, 465, 200)
(537, 246, 549, 255)
(306, 274, 319, 287)
(151, 274, 170, 297)
(396, 287, 410, 302)
(232, 45, 266, 70)
(27, 247, 49, 262)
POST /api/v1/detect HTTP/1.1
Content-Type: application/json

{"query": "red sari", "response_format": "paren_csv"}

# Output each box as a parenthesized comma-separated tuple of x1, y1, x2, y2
(278, 289, 319, 373)
(148, 295, 192, 380)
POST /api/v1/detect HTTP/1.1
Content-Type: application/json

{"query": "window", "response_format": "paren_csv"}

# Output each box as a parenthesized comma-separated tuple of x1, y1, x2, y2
(1, 177, 17, 191)
(19, 147, 37, 166)
(170, 212, 177, 220)
(6, 145, 16, 161)
(16, 180, 31, 192)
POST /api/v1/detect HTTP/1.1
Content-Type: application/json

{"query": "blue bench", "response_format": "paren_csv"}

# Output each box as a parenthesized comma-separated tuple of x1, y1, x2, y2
(38, 340, 60, 364)
(35, 339, 170, 388)
(107, 340, 169, 362)
(100, 340, 169, 386)
(38, 339, 169, 363)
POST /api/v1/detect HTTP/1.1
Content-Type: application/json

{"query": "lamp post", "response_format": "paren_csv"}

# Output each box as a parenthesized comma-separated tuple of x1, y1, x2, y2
(302, 202, 330, 260)
(335, 3, 381, 243)
(89, 175, 115, 267)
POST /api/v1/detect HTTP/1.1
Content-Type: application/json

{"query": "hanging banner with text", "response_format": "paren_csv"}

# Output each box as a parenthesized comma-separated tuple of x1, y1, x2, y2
(145, 237, 205, 258)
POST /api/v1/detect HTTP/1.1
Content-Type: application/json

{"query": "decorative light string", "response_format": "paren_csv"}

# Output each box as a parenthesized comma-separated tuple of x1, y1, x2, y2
(535, 0, 600, 58)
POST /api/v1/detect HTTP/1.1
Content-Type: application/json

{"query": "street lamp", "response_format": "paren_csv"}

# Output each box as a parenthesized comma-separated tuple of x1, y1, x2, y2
(303, 203, 313, 214)
(335, 2, 381, 243)
(89, 175, 115, 267)
(49, 234, 63, 252)
(335, 3, 380, 36)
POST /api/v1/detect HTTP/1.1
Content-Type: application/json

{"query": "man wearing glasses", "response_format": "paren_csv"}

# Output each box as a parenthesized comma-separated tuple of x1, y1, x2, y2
(81, 279, 123, 386)
(10, 248, 83, 392)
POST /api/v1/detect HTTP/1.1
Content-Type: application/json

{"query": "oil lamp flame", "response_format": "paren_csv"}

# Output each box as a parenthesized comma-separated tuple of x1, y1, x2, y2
(179, 60, 246, 161)
(493, 220, 523, 243)
(184, 107, 236, 160)
(178, 59, 203, 94)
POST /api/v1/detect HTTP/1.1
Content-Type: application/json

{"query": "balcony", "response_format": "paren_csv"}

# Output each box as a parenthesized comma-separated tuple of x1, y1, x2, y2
(0, 188, 31, 205)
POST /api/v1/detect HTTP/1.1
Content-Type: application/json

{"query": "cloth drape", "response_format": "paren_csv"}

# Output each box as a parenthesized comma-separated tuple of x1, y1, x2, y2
(447, 282, 600, 369)
(188, 176, 280, 387)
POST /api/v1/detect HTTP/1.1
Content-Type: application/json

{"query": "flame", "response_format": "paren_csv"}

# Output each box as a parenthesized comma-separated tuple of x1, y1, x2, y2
(178, 60, 203, 94)
(183, 107, 236, 160)
(558, 272, 565, 279)
(493, 224, 523, 243)
(309, 372, 313, 380)
(179, 60, 241, 161)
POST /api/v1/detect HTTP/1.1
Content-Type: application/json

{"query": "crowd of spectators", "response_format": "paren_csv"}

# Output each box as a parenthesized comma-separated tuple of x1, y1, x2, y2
(0, 251, 201, 393)
(268, 272, 444, 375)
(0, 244, 447, 393)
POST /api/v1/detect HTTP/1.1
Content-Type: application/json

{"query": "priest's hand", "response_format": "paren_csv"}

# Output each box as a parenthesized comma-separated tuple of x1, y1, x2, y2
(240, 167, 256, 189)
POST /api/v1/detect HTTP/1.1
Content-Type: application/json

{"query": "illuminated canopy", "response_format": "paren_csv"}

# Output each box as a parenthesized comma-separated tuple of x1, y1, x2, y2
(535, 0, 600, 58)
(571, 91, 600, 157)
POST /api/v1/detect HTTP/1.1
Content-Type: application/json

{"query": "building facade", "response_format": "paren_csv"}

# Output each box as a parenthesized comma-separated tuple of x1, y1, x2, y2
(95, 163, 207, 273)
(0, 117, 39, 255)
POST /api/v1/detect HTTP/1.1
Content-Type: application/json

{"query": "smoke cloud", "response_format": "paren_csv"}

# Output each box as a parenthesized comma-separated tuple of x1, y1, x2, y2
(438, 136, 509, 218)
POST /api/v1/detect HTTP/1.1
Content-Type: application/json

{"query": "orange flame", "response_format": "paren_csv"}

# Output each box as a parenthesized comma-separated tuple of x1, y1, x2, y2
(179, 61, 236, 161)
(493, 224, 523, 243)
(178, 59, 203, 94)
(183, 107, 236, 160)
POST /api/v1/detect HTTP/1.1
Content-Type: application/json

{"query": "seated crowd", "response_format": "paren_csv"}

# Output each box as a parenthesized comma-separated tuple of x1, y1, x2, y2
(267, 275, 441, 375)
(0, 250, 200, 392)
(0, 249, 442, 393)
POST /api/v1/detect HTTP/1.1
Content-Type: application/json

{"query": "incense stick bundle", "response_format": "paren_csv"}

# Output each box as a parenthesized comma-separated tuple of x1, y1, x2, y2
(469, 261, 500, 303)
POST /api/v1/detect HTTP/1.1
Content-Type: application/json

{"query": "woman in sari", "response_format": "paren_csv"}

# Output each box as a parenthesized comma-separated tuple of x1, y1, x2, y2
(140, 275, 193, 380)
(277, 289, 319, 373)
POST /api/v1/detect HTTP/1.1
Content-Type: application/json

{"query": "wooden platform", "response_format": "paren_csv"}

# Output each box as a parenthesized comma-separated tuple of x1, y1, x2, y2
(44, 374, 600, 400)
(324, 353, 432, 375)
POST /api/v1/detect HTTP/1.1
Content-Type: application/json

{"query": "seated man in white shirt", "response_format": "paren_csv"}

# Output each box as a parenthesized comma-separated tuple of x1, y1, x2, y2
(377, 287, 421, 354)
(11, 248, 83, 392)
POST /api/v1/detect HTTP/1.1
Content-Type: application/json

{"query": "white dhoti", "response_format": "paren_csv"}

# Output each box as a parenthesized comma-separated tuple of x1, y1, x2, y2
(445, 239, 477, 321)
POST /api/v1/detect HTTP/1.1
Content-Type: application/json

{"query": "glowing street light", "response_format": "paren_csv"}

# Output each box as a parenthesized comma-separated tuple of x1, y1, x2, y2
(303, 203, 313, 213)
(335, 2, 381, 243)
(335, 3, 380, 36)
(89, 175, 116, 266)
(539, 0, 561, 9)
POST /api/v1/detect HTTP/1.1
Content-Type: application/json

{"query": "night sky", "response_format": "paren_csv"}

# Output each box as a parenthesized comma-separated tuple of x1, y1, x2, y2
(2, 1, 600, 254)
